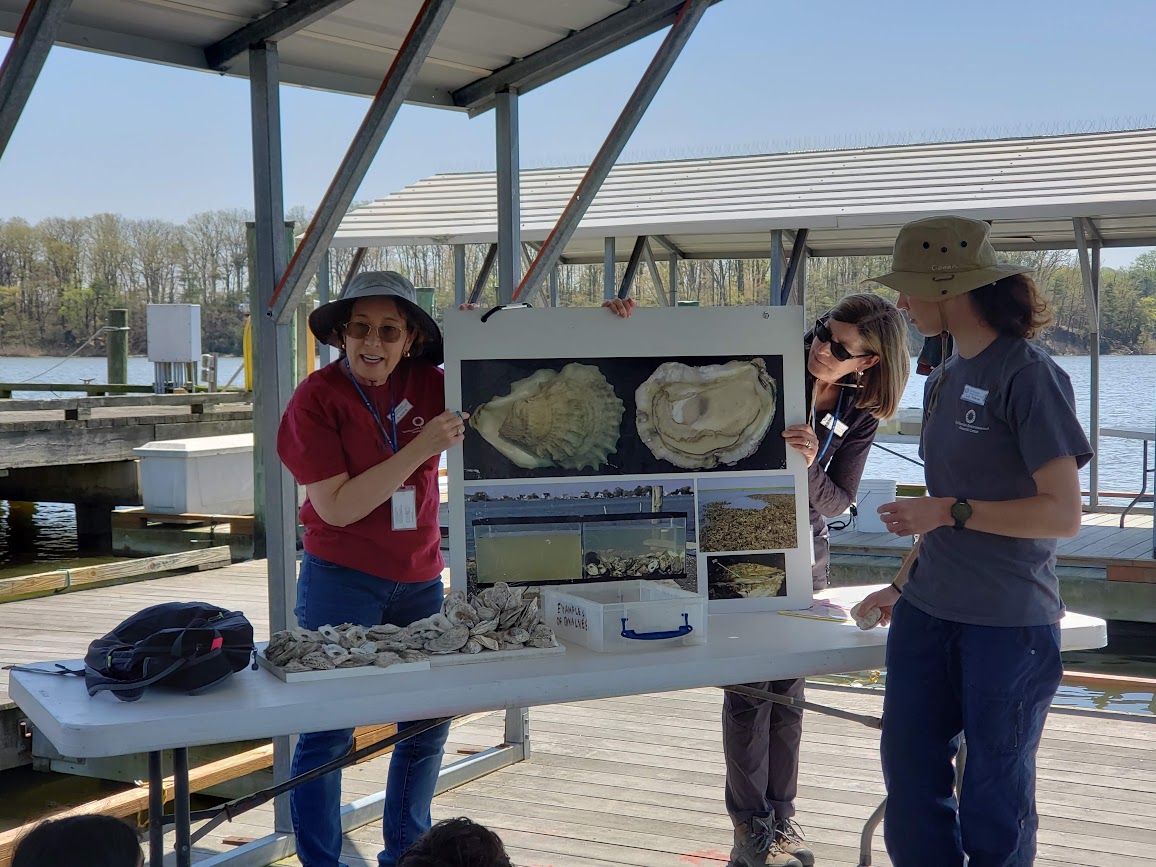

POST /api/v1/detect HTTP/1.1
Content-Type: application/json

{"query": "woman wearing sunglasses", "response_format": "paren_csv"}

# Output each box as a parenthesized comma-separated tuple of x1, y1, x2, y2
(604, 292, 909, 867)
(276, 271, 470, 867)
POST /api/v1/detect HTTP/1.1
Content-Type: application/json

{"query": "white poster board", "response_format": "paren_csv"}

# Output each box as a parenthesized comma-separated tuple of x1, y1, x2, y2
(443, 306, 811, 613)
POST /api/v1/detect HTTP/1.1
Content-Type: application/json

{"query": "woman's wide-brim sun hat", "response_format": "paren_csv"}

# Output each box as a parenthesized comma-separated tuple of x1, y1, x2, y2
(308, 270, 443, 365)
(865, 215, 1032, 301)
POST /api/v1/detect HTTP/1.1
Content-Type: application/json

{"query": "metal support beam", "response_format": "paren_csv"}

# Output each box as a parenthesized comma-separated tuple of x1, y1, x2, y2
(1074, 217, 1101, 507)
(512, 0, 710, 303)
(467, 243, 497, 305)
(317, 249, 333, 367)
(453, 0, 722, 113)
(249, 42, 297, 835)
(604, 238, 616, 301)
(453, 245, 466, 307)
(651, 233, 687, 260)
(797, 248, 808, 320)
(0, 0, 73, 161)
(642, 239, 671, 306)
(768, 230, 785, 306)
(549, 267, 559, 307)
(618, 236, 648, 300)
(268, 0, 456, 323)
(779, 228, 809, 305)
(205, 0, 357, 71)
(669, 253, 679, 305)
(494, 88, 520, 305)
(340, 247, 368, 298)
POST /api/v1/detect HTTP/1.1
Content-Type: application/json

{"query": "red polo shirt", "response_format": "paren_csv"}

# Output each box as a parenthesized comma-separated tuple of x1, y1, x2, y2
(277, 359, 445, 582)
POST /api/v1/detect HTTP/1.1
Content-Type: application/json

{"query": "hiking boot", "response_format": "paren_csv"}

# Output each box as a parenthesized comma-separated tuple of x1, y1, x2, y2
(774, 817, 815, 867)
(731, 815, 803, 867)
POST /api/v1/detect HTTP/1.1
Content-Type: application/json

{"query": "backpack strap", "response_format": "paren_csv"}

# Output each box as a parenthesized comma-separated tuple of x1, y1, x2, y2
(85, 654, 191, 701)
(3, 663, 84, 677)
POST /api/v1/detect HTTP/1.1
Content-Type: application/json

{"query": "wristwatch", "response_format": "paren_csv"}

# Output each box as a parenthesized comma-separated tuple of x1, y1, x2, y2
(950, 498, 972, 530)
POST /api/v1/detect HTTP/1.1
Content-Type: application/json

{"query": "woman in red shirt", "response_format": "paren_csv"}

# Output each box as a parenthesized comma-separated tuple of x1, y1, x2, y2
(277, 271, 467, 867)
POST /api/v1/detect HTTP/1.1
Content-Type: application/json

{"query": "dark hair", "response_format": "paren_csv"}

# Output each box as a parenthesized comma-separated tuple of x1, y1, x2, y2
(337, 296, 421, 356)
(13, 815, 142, 867)
(396, 817, 513, 867)
(968, 273, 1052, 339)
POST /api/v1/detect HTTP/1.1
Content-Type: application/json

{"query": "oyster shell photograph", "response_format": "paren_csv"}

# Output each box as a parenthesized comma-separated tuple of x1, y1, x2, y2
(636, 358, 779, 470)
(461, 479, 697, 597)
(461, 354, 784, 479)
(707, 553, 787, 600)
(697, 477, 798, 553)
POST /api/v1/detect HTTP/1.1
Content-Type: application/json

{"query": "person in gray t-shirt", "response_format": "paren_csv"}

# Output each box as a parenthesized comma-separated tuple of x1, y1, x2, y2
(853, 216, 1091, 867)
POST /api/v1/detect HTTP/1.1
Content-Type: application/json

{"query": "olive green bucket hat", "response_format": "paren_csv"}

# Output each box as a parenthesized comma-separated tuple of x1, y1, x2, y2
(865, 215, 1032, 300)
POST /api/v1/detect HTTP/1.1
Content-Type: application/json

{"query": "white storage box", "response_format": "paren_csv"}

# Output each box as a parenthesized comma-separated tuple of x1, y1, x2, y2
(134, 434, 254, 515)
(542, 581, 707, 653)
(146, 304, 202, 363)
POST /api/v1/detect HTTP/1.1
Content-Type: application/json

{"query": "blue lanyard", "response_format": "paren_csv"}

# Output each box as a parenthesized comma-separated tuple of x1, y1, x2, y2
(814, 388, 843, 465)
(345, 359, 398, 454)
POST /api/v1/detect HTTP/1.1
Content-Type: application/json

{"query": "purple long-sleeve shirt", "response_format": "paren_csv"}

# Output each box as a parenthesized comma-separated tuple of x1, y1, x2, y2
(805, 370, 880, 591)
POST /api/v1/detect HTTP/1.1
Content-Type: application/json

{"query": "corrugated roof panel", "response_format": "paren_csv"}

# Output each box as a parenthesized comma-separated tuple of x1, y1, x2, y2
(332, 128, 1156, 254)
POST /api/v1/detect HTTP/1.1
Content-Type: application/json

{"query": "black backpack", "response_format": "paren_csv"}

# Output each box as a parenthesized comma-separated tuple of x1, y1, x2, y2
(84, 602, 256, 702)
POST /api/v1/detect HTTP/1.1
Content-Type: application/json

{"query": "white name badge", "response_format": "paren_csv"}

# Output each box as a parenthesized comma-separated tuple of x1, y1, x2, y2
(394, 398, 414, 423)
(391, 486, 417, 530)
(820, 413, 849, 437)
(961, 385, 988, 406)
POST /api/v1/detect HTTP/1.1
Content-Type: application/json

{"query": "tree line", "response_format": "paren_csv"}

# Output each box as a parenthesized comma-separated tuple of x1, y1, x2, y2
(1, 209, 1154, 358)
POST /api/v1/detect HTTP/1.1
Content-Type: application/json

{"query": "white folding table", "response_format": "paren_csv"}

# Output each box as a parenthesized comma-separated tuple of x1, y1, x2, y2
(9, 586, 1107, 867)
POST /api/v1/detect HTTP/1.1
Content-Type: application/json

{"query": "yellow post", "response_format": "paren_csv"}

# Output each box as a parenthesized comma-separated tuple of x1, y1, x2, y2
(243, 315, 253, 391)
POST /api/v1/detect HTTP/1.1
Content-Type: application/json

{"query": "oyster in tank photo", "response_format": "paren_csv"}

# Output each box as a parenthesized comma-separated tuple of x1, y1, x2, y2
(470, 362, 625, 471)
(635, 358, 777, 469)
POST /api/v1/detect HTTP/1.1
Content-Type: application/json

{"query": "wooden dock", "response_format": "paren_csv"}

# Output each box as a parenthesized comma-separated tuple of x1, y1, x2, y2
(832, 511, 1156, 570)
(0, 562, 1153, 866)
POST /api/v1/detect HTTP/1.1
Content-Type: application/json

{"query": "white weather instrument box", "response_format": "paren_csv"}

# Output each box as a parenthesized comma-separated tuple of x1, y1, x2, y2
(146, 303, 202, 363)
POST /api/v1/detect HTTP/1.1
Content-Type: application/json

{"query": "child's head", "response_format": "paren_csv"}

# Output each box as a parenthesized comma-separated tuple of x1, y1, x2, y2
(13, 815, 143, 867)
(397, 817, 513, 867)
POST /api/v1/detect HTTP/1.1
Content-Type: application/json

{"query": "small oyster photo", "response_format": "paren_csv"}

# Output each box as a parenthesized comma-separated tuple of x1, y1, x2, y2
(707, 553, 787, 600)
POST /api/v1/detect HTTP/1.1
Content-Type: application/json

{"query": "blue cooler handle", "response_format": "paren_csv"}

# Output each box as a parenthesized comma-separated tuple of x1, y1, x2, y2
(620, 613, 693, 641)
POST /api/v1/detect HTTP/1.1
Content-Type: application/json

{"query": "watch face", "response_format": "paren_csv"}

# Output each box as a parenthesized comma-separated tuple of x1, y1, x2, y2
(951, 501, 972, 522)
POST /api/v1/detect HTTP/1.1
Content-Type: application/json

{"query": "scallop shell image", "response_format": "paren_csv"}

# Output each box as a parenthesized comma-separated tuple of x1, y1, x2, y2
(470, 363, 624, 471)
(635, 358, 777, 469)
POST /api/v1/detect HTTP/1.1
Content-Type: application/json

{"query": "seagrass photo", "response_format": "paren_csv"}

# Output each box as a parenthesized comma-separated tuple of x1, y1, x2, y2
(706, 553, 788, 600)
(461, 479, 696, 596)
(460, 355, 786, 481)
(697, 477, 798, 554)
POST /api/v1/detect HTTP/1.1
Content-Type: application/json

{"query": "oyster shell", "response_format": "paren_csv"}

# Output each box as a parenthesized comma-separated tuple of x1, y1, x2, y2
(635, 358, 777, 469)
(470, 363, 624, 471)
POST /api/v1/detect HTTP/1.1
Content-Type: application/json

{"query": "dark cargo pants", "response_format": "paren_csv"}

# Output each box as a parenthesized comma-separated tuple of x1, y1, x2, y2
(721, 677, 805, 825)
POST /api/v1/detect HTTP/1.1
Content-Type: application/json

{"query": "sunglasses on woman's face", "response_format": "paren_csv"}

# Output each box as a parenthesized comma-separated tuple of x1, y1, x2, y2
(814, 318, 873, 363)
(343, 321, 405, 343)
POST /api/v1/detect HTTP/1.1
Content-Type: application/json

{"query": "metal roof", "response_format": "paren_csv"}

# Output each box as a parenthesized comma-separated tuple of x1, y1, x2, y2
(332, 128, 1156, 260)
(0, 0, 713, 112)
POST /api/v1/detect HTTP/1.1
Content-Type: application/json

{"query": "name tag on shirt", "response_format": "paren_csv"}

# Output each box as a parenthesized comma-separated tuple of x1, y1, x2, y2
(392, 486, 417, 530)
(961, 385, 988, 406)
(820, 413, 848, 437)
(394, 398, 414, 423)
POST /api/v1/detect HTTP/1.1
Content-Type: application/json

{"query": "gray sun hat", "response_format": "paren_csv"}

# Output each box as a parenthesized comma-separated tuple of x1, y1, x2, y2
(865, 215, 1032, 301)
(309, 270, 443, 365)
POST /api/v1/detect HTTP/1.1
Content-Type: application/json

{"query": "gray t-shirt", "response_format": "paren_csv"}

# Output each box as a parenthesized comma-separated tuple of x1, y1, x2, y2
(906, 335, 1092, 627)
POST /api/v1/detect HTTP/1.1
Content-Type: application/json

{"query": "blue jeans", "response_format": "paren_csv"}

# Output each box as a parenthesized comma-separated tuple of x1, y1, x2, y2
(290, 553, 451, 867)
(880, 598, 1062, 867)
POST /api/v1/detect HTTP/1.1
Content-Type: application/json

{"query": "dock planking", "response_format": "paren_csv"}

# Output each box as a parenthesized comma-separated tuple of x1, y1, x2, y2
(0, 562, 1153, 866)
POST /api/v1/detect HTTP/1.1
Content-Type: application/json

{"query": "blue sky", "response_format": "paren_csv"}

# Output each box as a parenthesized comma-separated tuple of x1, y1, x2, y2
(1, 0, 1153, 266)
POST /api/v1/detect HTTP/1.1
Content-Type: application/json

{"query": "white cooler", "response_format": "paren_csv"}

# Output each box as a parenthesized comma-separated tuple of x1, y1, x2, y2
(542, 581, 707, 652)
(134, 433, 254, 515)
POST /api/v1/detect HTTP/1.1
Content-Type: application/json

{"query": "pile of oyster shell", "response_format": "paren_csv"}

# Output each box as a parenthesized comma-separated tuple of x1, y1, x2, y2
(263, 583, 559, 673)
(584, 549, 685, 579)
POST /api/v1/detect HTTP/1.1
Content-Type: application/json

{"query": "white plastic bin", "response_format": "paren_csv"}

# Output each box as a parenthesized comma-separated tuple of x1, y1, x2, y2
(134, 434, 254, 515)
(855, 479, 897, 534)
(542, 580, 707, 652)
